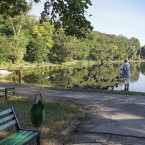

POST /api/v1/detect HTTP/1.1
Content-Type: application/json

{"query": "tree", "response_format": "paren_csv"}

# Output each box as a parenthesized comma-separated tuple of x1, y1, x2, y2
(49, 29, 78, 63)
(7, 34, 28, 64)
(24, 20, 54, 62)
(0, 0, 40, 18)
(41, 0, 93, 38)
(25, 38, 48, 62)
(73, 40, 89, 60)
(32, 20, 54, 48)
(128, 37, 140, 60)
(0, 0, 93, 38)
(0, 15, 37, 63)
(0, 34, 28, 63)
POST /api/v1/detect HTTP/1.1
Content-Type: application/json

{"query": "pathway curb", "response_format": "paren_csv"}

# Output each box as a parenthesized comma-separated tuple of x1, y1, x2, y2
(63, 119, 81, 136)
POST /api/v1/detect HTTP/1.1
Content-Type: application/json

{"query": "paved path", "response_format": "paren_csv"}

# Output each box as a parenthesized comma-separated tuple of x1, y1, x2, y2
(1, 83, 145, 145)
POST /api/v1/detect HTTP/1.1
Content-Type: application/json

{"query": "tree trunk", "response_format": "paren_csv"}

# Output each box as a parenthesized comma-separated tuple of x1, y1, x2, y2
(12, 58, 16, 64)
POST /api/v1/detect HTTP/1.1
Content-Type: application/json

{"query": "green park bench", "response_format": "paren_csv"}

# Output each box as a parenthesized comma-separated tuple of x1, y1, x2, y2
(0, 107, 40, 145)
(0, 87, 15, 98)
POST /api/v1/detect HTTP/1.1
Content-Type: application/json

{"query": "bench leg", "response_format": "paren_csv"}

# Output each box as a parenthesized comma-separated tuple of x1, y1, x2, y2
(5, 88, 7, 98)
(13, 88, 15, 95)
(37, 134, 40, 145)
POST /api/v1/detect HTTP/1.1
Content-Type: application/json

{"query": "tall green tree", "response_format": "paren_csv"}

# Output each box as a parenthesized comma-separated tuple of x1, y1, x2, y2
(25, 38, 47, 62)
(7, 34, 28, 63)
(49, 29, 78, 63)
(41, 0, 93, 38)
(24, 20, 54, 62)
(128, 37, 140, 59)
(0, 15, 30, 63)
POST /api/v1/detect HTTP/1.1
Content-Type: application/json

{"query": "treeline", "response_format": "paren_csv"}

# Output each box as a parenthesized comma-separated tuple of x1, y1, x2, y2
(0, 14, 143, 64)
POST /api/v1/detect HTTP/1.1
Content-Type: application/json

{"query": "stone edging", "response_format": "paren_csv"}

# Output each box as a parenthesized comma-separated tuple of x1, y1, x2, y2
(62, 119, 81, 135)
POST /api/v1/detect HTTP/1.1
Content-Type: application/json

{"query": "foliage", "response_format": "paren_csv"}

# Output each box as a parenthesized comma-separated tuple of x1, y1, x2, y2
(0, 34, 28, 63)
(73, 40, 89, 60)
(32, 20, 54, 48)
(0, 35, 10, 61)
(0, 15, 38, 63)
(0, 0, 40, 18)
(25, 20, 54, 62)
(0, 11, 143, 64)
(41, 0, 93, 38)
(25, 38, 48, 62)
(1, 0, 94, 38)
(49, 29, 79, 63)
(0, 0, 143, 64)
(85, 32, 141, 61)
(128, 37, 140, 60)
(7, 35, 28, 63)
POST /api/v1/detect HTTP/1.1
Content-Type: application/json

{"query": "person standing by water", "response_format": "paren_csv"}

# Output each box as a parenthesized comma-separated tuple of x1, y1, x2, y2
(123, 58, 131, 91)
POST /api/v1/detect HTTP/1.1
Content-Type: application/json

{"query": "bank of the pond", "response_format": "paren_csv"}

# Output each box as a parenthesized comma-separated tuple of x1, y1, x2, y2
(0, 59, 145, 70)
(1, 81, 145, 97)
(1, 60, 145, 93)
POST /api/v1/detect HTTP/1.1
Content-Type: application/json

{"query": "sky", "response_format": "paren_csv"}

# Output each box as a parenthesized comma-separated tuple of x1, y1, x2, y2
(30, 0, 145, 46)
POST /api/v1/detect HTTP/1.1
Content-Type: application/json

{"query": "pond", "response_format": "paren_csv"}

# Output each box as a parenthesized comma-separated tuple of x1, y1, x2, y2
(1, 62, 145, 93)
(114, 62, 145, 92)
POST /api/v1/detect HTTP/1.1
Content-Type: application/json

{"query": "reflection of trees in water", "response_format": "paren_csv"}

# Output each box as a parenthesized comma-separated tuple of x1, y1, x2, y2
(23, 73, 50, 85)
(130, 62, 140, 82)
(20, 62, 143, 89)
(40, 63, 121, 89)
(141, 62, 145, 75)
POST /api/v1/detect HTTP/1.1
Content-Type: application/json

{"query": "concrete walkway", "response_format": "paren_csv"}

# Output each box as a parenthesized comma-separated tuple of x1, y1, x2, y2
(1, 83, 145, 145)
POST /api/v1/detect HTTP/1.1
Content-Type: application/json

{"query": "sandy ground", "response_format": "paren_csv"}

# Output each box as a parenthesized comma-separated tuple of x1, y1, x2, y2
(0, 70, 12, 76)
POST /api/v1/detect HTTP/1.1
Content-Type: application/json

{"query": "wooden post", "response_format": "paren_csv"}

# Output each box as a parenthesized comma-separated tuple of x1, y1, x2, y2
(5, 88, 7, 98)
(19, 70, 22, 84)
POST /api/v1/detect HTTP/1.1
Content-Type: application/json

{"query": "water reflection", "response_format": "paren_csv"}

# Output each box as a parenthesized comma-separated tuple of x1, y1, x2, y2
(1, 62, 145, 92)
(114, 72, 145, 92)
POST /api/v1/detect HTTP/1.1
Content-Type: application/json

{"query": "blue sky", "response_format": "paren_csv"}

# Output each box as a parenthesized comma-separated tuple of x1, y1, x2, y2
(30, 0, 145, 46)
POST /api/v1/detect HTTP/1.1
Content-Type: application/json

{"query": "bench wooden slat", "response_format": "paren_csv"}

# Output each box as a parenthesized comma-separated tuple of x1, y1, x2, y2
(0, 108, 12, 117)
(0, 114, 14, 124)
(0, 120, 16, 131)
(5, 131, 34, 145)
(7, 90, 14, 93)
(0, 130, 24, 145)
(16, 132, 39, 145)
(0, 131, 39, 145)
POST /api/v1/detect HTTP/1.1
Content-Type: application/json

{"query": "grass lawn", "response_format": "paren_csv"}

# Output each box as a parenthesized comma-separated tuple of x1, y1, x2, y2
(0, 96, 84, 144)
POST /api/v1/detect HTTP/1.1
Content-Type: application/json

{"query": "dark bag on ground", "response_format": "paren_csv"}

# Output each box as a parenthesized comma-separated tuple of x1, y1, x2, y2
(30, 92, 45, 128)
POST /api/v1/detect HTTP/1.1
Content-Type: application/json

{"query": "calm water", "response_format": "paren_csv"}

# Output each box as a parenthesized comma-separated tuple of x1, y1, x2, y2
(1, 62, 145, 92)
(114, 72, 145, 92)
